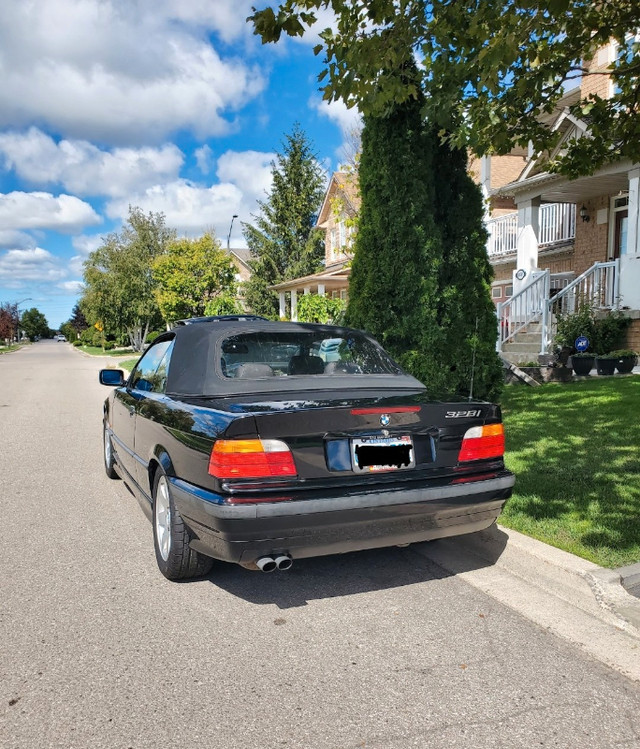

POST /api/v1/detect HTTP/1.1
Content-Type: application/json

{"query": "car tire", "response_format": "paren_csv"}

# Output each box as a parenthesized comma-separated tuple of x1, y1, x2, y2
(103, 422, 119, 480)
(152, 468, 213, 581)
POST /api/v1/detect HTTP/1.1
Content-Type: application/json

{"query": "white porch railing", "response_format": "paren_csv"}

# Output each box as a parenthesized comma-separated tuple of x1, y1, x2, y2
(540, 260, 620, 351)
(496, 271, 550, 352)
(486, 203, 576, 257)
(487, 213, 518, 257)
(496, 260, 620, 354)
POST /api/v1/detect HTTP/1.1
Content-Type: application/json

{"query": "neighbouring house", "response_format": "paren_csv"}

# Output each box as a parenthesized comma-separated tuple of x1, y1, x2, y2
(227, 247, 252, 309)
(476, 40, 640, 363)
(275, 40, 639, 358)
(271, 171, 359, 320)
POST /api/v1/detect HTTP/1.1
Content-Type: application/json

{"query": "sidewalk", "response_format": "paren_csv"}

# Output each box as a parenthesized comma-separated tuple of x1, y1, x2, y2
(414, 524, 640, 681)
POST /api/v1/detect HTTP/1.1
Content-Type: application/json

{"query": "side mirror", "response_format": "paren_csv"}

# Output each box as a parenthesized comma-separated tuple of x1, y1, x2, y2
(99, 369, 126, 386)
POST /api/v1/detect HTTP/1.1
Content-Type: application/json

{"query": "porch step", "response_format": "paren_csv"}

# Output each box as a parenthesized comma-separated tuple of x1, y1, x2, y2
(505, 332, 542, 344)
(502, 341, 541, 353)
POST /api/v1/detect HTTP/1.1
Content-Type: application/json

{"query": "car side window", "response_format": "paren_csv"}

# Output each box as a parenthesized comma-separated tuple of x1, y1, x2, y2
(130, 339, 174, 393)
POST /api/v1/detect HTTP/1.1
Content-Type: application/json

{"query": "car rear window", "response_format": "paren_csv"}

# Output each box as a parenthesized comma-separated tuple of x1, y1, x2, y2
(220, 331, 403, 379)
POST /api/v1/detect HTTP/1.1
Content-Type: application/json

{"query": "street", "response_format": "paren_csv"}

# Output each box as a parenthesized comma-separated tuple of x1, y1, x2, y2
(2, 342, 640, 749)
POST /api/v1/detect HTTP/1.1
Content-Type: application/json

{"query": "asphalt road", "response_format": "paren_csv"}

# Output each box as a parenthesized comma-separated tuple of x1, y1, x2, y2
(2, 341, 640, 749)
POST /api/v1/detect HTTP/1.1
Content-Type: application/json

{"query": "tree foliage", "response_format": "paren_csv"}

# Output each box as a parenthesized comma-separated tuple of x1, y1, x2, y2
(243, 124, 326, 317)
(250, 0, 640, 177)
(0, 302, 18, 340)
(82, 207, 174, 351)
(345, 73, 502, 400)
(296, 293, 345, 323)
(20, 307, 49, 341)
(152, 233, 238, 324)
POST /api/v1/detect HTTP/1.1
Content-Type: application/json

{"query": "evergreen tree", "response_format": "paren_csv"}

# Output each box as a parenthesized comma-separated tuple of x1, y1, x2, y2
(346, 77, 502, 400)
(345, 90, 441, 368)
(429, 139, 503, 400)
(244, 124, 325, 318)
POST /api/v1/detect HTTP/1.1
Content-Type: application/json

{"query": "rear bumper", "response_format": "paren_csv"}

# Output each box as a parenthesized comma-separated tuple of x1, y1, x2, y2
(171, 471, 515, 565)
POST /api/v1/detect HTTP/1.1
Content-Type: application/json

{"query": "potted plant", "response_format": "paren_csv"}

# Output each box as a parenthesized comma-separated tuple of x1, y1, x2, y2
(570, 352, 595, 376)
(610, 349, 638, 374)
(594, 352, 617, 376)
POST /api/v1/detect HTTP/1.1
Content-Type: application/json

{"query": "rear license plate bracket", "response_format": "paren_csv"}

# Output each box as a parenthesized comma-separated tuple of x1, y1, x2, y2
(351, 435, 415, 473)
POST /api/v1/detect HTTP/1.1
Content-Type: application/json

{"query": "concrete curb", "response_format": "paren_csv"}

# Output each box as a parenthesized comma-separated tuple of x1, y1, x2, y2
(495, 525, 640, 638)
(414, 524, 640, 680)
(585, 563, 640, 633)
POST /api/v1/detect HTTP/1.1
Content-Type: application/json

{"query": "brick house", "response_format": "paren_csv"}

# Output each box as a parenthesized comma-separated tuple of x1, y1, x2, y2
(480, 41, 640, 360)
(272, 171, 358, 320)
(275, 42, 639, 355)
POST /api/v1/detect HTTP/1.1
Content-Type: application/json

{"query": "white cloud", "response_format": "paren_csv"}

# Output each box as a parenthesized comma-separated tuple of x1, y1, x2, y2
(106, 180, 244, 236)
(311, 97, 362, 135)
(106, 149, 277, 242)
(216, 150, 275, 204)
(57, 280, 84, 294)
(0, 247, 66, 282)
(72, 234, 104, 255)
(0, 191, 101, 233)
(195, 145, 214, 175)
(0, 128, 184, 198)
(0, 0, 266, 144)
(0, 229, 36, 250)
(155, 0, 257, 44)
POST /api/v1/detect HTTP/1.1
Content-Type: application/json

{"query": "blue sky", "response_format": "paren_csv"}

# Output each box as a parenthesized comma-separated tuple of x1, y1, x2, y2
(0, 1, 359, 329)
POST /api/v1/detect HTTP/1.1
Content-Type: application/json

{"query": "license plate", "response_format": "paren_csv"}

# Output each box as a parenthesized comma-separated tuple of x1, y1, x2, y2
(351, 435, 415, 473)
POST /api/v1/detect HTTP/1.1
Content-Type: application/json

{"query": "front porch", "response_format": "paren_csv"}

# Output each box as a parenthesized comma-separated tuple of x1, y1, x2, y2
(271, 261, 350, 321)
(493, 159, 640, 361)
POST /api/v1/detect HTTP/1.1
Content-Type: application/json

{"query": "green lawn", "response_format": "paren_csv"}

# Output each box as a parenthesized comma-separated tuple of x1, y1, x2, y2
(76, 344, 136, 356)
(499, 376, 640, 568)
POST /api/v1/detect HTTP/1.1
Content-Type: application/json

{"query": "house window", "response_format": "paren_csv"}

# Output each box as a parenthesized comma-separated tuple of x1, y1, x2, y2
(505, 285, 513, 297)
(492, 286, 503, 299)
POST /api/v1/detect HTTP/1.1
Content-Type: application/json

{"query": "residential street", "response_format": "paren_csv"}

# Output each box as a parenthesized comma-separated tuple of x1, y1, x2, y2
(2, 342, 640, 749)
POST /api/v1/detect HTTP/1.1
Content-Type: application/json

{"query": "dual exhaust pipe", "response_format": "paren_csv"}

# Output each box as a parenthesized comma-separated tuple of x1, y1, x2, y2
(256, 554, 293, 573)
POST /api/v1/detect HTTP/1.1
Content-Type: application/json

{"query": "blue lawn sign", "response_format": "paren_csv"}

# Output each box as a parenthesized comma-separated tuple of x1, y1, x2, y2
(575, 336, 590, 352)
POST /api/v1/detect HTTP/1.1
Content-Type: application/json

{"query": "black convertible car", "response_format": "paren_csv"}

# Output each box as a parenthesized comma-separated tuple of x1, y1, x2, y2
(100, 317, 514, 580)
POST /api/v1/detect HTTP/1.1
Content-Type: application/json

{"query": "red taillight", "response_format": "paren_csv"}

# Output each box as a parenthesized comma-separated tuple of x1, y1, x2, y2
(458, 424, 505, 462)
(208, 439, 297, 479)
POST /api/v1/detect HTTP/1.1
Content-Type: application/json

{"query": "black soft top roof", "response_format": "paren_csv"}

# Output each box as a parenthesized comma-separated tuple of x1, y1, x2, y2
(162, 319, 425, 397)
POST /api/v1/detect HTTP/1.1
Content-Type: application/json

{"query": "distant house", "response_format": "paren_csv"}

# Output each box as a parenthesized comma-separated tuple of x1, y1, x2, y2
(271, 171, 359, 320)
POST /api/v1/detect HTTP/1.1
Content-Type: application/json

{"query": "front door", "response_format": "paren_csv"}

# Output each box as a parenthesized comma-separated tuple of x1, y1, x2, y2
(614, 209, 628, 259)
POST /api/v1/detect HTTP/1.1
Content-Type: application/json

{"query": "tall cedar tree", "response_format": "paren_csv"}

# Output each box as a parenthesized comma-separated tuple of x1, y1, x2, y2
(429, 138, 503, 400)
(244, 124, 325, 318)
(346, 91, 502, 400)
(345, 93, 441, 365)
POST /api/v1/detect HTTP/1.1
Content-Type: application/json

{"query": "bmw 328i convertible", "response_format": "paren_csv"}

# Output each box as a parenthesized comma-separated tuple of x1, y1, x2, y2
(100, 316, 514, 580)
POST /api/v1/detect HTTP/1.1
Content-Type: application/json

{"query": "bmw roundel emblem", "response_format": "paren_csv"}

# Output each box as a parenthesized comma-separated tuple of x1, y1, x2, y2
(380, 414, 391, 427)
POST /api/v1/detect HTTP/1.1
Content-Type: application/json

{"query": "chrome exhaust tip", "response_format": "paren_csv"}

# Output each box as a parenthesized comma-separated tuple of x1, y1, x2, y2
(256, 556, 277, 573)
(274, 554, 293, 571)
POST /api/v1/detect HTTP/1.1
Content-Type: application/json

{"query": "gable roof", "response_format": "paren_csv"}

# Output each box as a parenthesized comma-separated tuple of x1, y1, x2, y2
(518, 109, 589, 181)
(316, 171, 360, 228)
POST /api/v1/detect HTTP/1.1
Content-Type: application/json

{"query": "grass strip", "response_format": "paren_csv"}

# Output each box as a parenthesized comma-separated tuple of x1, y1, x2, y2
(499, 376, 640, 568)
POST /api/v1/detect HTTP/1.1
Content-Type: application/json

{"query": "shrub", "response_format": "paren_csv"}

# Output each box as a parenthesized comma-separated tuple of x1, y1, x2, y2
(555, 305, 630, 354)
(297, 294, 346, 324)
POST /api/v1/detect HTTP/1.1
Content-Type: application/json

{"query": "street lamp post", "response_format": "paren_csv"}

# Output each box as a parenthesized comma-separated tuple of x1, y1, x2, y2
(227, 215, 238, 251)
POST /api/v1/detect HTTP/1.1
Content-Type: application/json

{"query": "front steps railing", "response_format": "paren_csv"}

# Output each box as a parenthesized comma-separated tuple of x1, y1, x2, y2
(497, 260, 620, 356)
